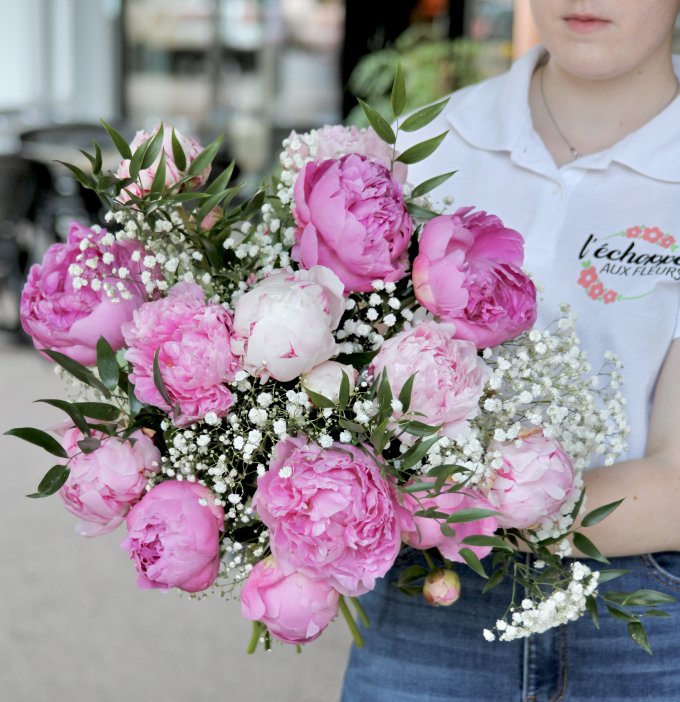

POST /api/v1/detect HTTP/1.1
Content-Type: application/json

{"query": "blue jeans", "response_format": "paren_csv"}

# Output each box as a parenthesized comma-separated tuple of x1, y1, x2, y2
(341, 551, 680, 701)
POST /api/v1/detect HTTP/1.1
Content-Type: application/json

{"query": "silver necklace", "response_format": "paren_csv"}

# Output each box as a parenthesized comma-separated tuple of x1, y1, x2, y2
(539, 65, 580, 161)
(539, 65, 680, 163)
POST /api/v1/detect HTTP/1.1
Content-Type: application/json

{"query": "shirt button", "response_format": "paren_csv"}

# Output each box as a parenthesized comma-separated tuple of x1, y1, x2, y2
(550, 184, 561, 196)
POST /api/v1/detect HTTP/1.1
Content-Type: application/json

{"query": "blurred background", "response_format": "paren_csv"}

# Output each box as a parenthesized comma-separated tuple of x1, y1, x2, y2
(1, 2, 679, 700)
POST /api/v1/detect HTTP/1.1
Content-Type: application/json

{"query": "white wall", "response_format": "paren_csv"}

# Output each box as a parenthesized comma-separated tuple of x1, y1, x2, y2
(0, 0, 42, 111)
(0, 0, 120, 119)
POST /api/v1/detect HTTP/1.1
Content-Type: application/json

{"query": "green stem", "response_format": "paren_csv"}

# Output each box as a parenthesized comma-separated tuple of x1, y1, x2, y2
(339, 595, 364, 648)
(350, 597, 370, 629)
(247, 621, 263, 654)
(423, 550, 437, 572)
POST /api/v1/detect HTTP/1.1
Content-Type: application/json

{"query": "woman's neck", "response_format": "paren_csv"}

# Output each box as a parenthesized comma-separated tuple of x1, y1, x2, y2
(529, 51, 679, 167)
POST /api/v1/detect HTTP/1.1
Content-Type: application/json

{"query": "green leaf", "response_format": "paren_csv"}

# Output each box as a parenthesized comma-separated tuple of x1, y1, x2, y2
(369, 418, 390, 455)
(620, 589, 676, 607)
(411, 171, 457, 199)
(35, 399, 90, 436)
(573, 532, 610, 564)
(605, 605, 638, 624)
(338, 371, 351, 409)
(56, 161, 95, 189)
(396, 564, 428, 587)
(397, 132, 448, 165)
(27, 465, 70, 498)
(338, 418, 365, 435)
(171, 128, 187, 171)
(407, 202, 440, 221)
(4, 427, 68, 458)
(377, 370, 393, 418)
(399, 99, 449, 132)
(96, 337, 120, 392)
(398, 372, 416, 414)
(141, 124, 165, 169)
(128, 141, 146, 180)
(153, 348, 174, 409)
(461, 535, 512, 552)
(92, 140, 103, 174)
(72, 402, 122, 422)
(627, 621, 652, 655)
(446, 508, 500, 524)
(78, 149, 97, 170)
(77, 436, 101, 454)
(483, 569, 505, 593)
(459, 547, 488, 579)
(188, 137, 222, 177)
(586, 595, 600, 629)
(196, 189, 228, 225)
(403, 481, 437, 494)
(205, 160, 236, 195)
(391, 63, 406, 118)
(581, 498, 625, 528)
(596, 569, 629, 584)
(128, 380, 142, 415)
(101, 119, 132, 159)
(41, 349, 111, 398)
(401, 420, 440, 437)
(400, 436, 440, 471)
(304, 388, 335, 409)
(150, 151, 167, 195)
(569, 487, 586, 523)
(440, 523, 456, 538)
(357, 99, 396, 145)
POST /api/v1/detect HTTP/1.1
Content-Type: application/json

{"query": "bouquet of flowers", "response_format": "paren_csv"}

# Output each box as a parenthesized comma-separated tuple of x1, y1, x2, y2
(8, 71, 672, 654)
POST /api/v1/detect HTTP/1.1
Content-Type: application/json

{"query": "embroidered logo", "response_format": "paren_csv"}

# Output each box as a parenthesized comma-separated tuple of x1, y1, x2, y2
(577, 226, 680, 304)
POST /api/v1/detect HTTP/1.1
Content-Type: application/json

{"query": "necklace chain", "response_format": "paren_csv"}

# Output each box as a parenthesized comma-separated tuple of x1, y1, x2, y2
(538, 64, 680, 163)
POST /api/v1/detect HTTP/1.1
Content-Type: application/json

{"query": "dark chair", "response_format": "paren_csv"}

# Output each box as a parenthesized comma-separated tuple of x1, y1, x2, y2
(0, 155, 54, 334)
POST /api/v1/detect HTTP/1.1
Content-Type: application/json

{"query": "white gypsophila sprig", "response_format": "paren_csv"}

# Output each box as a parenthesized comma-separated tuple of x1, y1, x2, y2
(485, 562, 599, 642)
(471, 308, 628, 541)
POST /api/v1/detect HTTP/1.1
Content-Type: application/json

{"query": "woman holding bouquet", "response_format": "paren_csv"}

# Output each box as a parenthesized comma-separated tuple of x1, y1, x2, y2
(342, 1, 680, 700)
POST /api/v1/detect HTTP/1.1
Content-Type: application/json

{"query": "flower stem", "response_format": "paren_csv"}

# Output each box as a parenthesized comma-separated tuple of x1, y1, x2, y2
(350, 596, 370, 628)
(423, 550, 437, 572)
(247, 620, 264, 654)
(339, 595, 364, 648)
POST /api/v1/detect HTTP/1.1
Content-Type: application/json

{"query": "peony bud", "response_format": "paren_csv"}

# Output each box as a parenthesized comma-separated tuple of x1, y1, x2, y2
(301, 361, 357, 404)
(423, 569, 461, 607)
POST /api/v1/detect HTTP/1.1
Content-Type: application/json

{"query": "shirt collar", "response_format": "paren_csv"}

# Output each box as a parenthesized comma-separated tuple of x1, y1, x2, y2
(445, 46, 680, 183)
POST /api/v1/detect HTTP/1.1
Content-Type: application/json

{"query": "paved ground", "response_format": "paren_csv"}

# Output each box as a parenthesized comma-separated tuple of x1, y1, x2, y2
(0, 334, 351, 702)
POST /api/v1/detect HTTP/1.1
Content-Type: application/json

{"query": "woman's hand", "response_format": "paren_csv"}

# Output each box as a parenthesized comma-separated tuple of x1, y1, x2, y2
(573, 338, 680, 556)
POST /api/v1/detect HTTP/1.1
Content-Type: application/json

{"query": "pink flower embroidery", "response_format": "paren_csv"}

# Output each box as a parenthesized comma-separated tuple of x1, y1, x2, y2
(642, 227, 663, 244)
(660, 235, 675, 249)
(602, 290, 617, 305)
(588, 282, 604, 300)
(626, 226, 642, 239)
(578, 266, 597, 288)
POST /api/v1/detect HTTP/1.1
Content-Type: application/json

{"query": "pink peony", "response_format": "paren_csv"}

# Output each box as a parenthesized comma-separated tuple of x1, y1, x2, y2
(122, 480, 224, 593)
(59, 428, 160, 537)
(123, 282, 239, 427)
(241, 557, 339, 645)
(412, 207, 537, 348)
(401, 482, 499, 563)
(370, 321, 489, 441)
(20, 222, 156, 365)
(423, 569, 461, 607)
(282, 125, 408, 182)
(292, 154, 413, 292)
(115, 125, 210, 202)
(301, 360, 357, 404)
(254, 435, 404, 596)
(231, 266, 344, 382)
(487, 431, 577, 529)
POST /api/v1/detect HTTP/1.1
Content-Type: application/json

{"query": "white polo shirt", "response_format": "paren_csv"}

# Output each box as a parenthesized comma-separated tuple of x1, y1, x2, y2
(399, 46, 680, 462)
